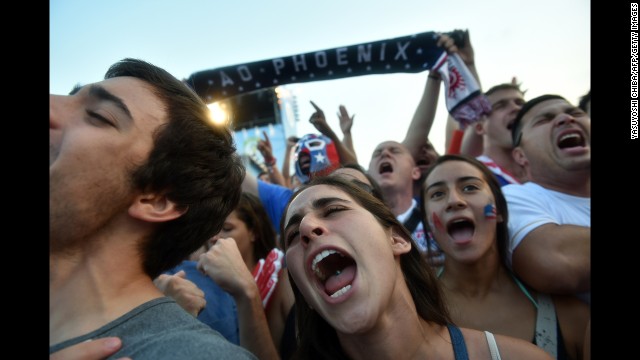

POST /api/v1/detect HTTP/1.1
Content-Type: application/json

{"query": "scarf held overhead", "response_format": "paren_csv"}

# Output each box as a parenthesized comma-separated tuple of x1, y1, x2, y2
(187, 30, 489, 125)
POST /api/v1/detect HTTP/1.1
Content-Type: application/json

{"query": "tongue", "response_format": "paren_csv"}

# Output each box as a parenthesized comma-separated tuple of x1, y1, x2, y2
(324, 264, 356, 296)
(450, 227, 473, 243)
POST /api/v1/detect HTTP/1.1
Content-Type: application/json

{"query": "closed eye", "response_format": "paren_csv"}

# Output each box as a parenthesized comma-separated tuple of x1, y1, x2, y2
(569, 108, 586, 117)
(324, 206, 346, 217)
(492, 100, 505, 110)
(86, 110, 115, 127)
(534, 116, 553, 126)
(285, 229, 299, 247)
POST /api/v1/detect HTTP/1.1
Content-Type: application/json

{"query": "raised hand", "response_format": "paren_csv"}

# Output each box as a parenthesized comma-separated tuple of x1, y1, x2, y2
(154, 270, 206, 317)
(286, 136, 299, 149)
(437, 29, 474, 66)
(197, 237, 256, 298)
(337, 105, 355, 135)
(257, 131, 275, 165)
(309, 100, 334, 137)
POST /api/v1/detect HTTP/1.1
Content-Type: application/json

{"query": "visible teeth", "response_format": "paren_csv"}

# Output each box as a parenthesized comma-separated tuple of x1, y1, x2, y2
(560, 133, 580, 141)
(330, 285, 351, 298)
(312, 249, 342, 280)
(312, 250, 337, 271)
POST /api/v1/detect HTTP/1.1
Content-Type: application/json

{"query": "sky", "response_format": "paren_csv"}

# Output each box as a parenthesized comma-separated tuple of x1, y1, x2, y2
(50, 0, 590, 169)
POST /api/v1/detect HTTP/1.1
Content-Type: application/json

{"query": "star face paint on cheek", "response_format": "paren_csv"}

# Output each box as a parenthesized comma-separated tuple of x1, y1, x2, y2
(484, 204, 497, 219)
(431, 212, 445, 231)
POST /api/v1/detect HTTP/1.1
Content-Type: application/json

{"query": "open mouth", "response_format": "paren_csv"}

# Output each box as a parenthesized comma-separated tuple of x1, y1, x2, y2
(378, 161, 393, 175)
(311, 249, 356, 298)
(416, 157, 433, 171)
(447, 218, 475, 243)
(299, 154, 311, 173)
(557, 131, 586, 149)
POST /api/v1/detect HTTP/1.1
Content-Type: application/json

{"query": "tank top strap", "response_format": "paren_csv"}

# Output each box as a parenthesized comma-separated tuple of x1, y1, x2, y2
(447, 324, 470, 360)
(535, 293, 558, 358)
(509, 272, 538, 308)
(510, 272, 558, 358)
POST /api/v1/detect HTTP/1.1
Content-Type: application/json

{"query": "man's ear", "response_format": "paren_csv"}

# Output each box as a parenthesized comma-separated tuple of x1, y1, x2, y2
(474, 118, 487, 135)
(411, 166, 422, 181)
(390, 227, 412, 255)
(128, 192, 187, 222)
(512, 146, 528, 167)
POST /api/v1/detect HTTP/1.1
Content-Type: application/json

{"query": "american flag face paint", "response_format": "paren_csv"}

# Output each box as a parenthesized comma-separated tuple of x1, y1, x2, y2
(431, 212, 445, 231)
(484, 204, 497, 219)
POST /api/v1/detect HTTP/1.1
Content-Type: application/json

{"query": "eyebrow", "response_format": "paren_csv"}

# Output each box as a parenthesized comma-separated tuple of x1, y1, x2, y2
(530, 104, 579, 123)
(425, 176, 482, 192)
(69, 83, 83, 95)
(284, 197, 351, 234)
(87, 84, 133, 120)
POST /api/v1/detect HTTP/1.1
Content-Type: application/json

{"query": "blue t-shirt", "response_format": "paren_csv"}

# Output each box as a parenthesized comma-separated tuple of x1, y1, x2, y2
(166, 261, 240, 344)
(257, 179, 294, 233)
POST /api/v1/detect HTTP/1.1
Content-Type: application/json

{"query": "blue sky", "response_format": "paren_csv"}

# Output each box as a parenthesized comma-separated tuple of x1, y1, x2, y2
(50, 0, 590, 164)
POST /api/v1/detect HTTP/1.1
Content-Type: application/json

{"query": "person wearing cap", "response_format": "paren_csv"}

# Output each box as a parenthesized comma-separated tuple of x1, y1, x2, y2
(503, 94, 590, 303)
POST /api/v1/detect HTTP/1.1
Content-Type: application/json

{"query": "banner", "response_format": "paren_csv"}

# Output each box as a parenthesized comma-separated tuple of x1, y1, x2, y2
(186, 30, 464, 102)
(186, 30, 489, 124)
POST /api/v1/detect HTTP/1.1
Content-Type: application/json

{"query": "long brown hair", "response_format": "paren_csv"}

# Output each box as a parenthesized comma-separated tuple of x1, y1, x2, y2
(281, 176, 450, 359)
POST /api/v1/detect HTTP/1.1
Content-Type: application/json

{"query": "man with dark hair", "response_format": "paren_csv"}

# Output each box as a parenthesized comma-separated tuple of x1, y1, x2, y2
(578, 89, 591, 116)
(461, 81, 527, 186)
(505, 94, 590, 303)
(50, 58, 255, 359)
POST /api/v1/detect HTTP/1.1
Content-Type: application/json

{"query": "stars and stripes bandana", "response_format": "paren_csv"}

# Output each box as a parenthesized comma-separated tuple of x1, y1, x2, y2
(186, 30, 489, 125)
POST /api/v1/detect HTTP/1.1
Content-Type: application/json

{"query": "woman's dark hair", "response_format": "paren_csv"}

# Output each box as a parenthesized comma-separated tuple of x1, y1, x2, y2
(234, 192, 277, 260)
(280, 176, 450, 359)
(420, 154, 509, 267)
(333, 163, 385, 203)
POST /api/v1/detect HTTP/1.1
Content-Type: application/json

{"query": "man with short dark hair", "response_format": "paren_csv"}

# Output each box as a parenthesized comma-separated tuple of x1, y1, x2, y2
(504, 94, 590, 303)
(462, 83, 528, 185)
(50, 58, 255, 359)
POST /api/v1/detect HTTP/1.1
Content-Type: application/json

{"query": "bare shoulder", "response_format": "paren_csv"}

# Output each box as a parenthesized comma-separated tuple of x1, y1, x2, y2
(460, 327, 552, 360)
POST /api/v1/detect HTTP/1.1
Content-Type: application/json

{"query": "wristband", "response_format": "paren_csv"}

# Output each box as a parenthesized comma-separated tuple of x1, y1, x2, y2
(264, 157, 276, 167)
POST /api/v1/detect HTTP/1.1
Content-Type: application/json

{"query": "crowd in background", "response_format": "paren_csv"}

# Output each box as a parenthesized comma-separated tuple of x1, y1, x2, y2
(50, 29, 590, 360)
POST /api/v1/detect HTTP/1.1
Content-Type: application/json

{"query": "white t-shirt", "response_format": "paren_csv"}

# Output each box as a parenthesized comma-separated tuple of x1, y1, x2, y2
(504, 182, 590, 304)
(503, 182, 590, 266)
